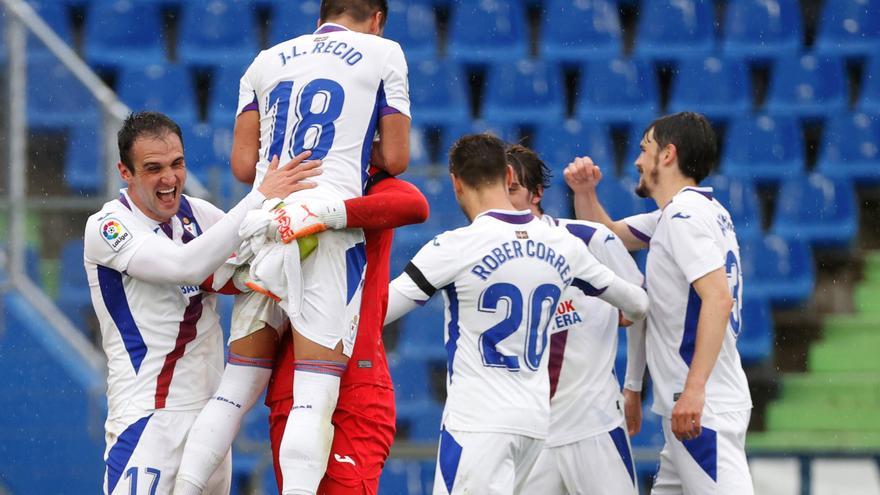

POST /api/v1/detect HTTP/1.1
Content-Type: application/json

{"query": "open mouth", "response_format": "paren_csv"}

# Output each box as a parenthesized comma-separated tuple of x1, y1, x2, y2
(157, 187, 177, 203)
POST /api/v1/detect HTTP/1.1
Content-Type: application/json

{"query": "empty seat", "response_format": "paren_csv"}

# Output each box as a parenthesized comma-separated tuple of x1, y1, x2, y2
(737, 295, 773, 364)
(721, 114, 804, 184)
(27, 54, 98, 129)
(540, 0, 622, 64)
(817, 111, 880, 184)
(766, 54, 847, 119)
(57, 240, 92, 332)
(772, 174, 858, 248)
(180, 121, 233, 180)
(859, 55, 880, 114)
(116, 64, 198, 123)
(267, 0, 320, 46)
(668, 56, 751, 122)
(532, 119, 614, 174)
(815, 0, 880, 58)
(408, 59, 470, 126)
(448, 0, 528, 64)
(64, 124, 103, 193)
(207, 62, 252, 125)
(384, 0, 438, 60)
(704, 175, 762, 240)
(577, 57, 659, 124)
(634, 0, 715, 63)
(397, 297, 447, 361)
(178, 0, 259, 68)
(482, 60, 565, 126)
(722, 0, 802, 61)
(438, 120, 518, 166)
(596, 176, 653, 221)
(409, 123, 432, 168)
(406, 175, 462, 228)
(739, 234, 815, 305)
(84, 0, 165, 69)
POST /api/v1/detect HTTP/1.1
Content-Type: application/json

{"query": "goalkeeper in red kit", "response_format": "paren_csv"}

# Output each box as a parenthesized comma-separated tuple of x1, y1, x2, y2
(266, 170, 429, 494)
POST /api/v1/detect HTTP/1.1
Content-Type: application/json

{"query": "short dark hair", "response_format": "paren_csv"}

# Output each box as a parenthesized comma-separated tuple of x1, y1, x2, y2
(117, 111, 183, 173)
(506, 144, 552, 212)
(643, 112, 718, 183)
(320, 0, 389, 27)
(448, 133, 508, 189)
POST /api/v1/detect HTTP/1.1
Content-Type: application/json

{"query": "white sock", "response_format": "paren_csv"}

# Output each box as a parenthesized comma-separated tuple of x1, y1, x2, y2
(279, 361, 346, 495)
(174, 354, 273, 494)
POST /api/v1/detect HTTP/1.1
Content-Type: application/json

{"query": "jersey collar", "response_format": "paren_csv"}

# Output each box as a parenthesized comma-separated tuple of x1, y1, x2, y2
(478, 209, 535, 225)
(538, 214, 558, 226)
(676, 186, 714, 201)
(314, 23, 350, 34)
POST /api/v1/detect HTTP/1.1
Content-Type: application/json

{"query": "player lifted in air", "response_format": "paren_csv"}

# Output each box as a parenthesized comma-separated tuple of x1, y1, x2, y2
(504, 145, 643, 495)
(567, 112, 755, 494)
(384, 134, 649, 495)
(174, 1, 410, 494)
(84, 111, 316, 495)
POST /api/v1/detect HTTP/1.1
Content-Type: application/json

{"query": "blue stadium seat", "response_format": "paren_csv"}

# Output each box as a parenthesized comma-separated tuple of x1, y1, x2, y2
(704, 175, 762, 240)
(668, 56, 751, 122)
(409, 123, 432, 168)
(721, 114, 805, 184)
(482, 60, 565, 126)
(739, 234, 815, 305)
(397, 297, 448, 361)
(634, 0, 715, 63)
(859, 55, 880, 114)
(539, 174, 573, 220)
(406, 175, 462, 228)
(407, 59, 470, 127)
(737, 295, 773, 365)
(576, 57, 659, 124)
(596, 176, 654, 221)
(815, 0, 880, 58)
(539, 0, 622, 64)
(267, 0, 320, 46)
(384, 0, 438, 60)
(178, 0, 259, 69)
(57, 240, 92, 332)
(180, 121, 233, 181)
(532, 119, 614, 174)
(772, 175, 858, 248)
(27, 54, 98, 129)
(438, 120, 519, 165)
(390, 222, 436, 277)
(765, 54, 847, 119)
(64, 124, 103, 193)
(84, 0, 165, 70)
(26, 1, 73, 54)
(207, 62, 252, 126)
(817, 111, 880, 184)
(447, 0, 528, 64)
(116, 64, 198, 124)
(379, 459, 436, 495)
(722, 0, 802, 62)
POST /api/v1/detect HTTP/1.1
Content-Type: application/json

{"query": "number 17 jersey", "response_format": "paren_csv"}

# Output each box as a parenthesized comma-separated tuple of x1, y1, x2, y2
(391, 210, 622, 439)
(237, 23, 411, 198)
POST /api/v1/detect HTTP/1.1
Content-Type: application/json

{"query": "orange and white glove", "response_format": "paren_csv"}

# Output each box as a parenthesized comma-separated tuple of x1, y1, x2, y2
(270, 199, 346, 243)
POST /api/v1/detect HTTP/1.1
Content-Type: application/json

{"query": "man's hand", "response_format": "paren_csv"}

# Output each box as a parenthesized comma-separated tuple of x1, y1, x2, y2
(563, 156, 603, 194)
(256, 152, 322, 200)
(623, 388, 642, 436)
(671, 386, 705, 441)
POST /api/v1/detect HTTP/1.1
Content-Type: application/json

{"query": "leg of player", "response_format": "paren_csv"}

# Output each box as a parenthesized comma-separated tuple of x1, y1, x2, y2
(173, 325, 280, 495)
(278, 331, 348, 495)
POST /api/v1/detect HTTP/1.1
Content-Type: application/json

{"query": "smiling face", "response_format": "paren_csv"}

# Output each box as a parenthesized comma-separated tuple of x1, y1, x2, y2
(119, 131, 186, 222)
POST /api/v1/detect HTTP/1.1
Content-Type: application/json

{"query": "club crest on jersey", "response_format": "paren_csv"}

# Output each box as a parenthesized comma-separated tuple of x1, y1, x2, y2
(101, 218, 133, 251)
(182, 216, 198, 238)
(516, 231, 529, 239)
(554, 299, 582, 329)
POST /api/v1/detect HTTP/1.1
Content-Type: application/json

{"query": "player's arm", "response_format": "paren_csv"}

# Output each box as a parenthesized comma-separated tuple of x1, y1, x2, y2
(385, 233, 457, 324)
(372, 43, 412, 176)
(347, 175, 428, 231)
(564, 156, 648, 250)
(571, 246, 649, 323)
(126, 153, 319, 285)
(231, 110, 260, 184)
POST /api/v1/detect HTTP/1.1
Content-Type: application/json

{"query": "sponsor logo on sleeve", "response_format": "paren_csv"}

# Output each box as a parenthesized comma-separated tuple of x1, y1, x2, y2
(101, 218, 133, 251)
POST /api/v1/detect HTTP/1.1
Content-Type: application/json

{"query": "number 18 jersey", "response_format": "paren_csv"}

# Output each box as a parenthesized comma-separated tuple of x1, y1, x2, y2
(237, 23, 411, 198)
(391, 210, 622, 439)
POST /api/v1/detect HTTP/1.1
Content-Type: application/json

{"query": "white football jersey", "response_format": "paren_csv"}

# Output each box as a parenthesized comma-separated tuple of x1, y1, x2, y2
(84, 190, 226, 423)
(623, 186, 752, 417)
(541, 215, 644, 447)
(237, 23, 411, 198)
(391, 210, 623, 439)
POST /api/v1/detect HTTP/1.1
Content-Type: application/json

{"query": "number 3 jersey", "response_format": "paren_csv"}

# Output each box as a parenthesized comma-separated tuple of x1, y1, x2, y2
(623, 187, 752, 418)
(237, 23, 411, 198)
(391, 210, 624, 439)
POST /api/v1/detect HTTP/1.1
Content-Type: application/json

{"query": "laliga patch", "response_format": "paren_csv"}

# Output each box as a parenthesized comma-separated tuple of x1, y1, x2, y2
(101, 218, 133, 251)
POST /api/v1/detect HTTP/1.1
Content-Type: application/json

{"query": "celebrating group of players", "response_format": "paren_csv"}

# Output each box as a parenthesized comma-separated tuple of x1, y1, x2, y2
(83, 0, 756, 493)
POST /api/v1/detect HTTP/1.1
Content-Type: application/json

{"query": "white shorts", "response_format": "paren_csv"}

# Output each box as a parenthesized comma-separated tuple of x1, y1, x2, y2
(433, 428, 544, 495)
(103, 409, 231, 495)
(652, 409, 754, 495)
(523, 419, 639, 495)
(229, 290, 286, 344)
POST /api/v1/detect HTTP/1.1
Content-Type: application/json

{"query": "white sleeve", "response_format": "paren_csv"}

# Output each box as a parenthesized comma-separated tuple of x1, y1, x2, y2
(384, 283, 422, 325)
(83, 208, 154, 273)
(586, 226, 644, 287)
(666, 205, 725, 283)
(624, 317, 647, 391)
(389, 232, 458, 302)
(379, 43, 411, 118)
(622, 210, 662, 245)
(236, 54, 263, 117)
(568, 239, 648, 322)
(124, 190, 266, 285)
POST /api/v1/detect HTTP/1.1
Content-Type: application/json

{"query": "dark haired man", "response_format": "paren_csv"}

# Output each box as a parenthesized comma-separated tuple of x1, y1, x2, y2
(565, 112, 754, 494)
(384, 134, 649, 495)
(84, 111, 318, 495)
(177, 0, 412, 493)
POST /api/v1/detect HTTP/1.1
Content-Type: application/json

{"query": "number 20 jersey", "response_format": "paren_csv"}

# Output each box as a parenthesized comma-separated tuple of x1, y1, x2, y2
(624, 187, 752, 418)
(391, 210, 622, 439)
(237, 23, 411, 198)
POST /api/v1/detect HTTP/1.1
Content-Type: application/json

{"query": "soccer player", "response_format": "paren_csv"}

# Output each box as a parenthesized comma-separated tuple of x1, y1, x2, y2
(564, 112, 755, 494)
(266, 171, 429, 494)
(84, 111, 318, 495)
(384, 134, 650, 495)
(174, 1, 411, 493)
(505, 145, 643, 495)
